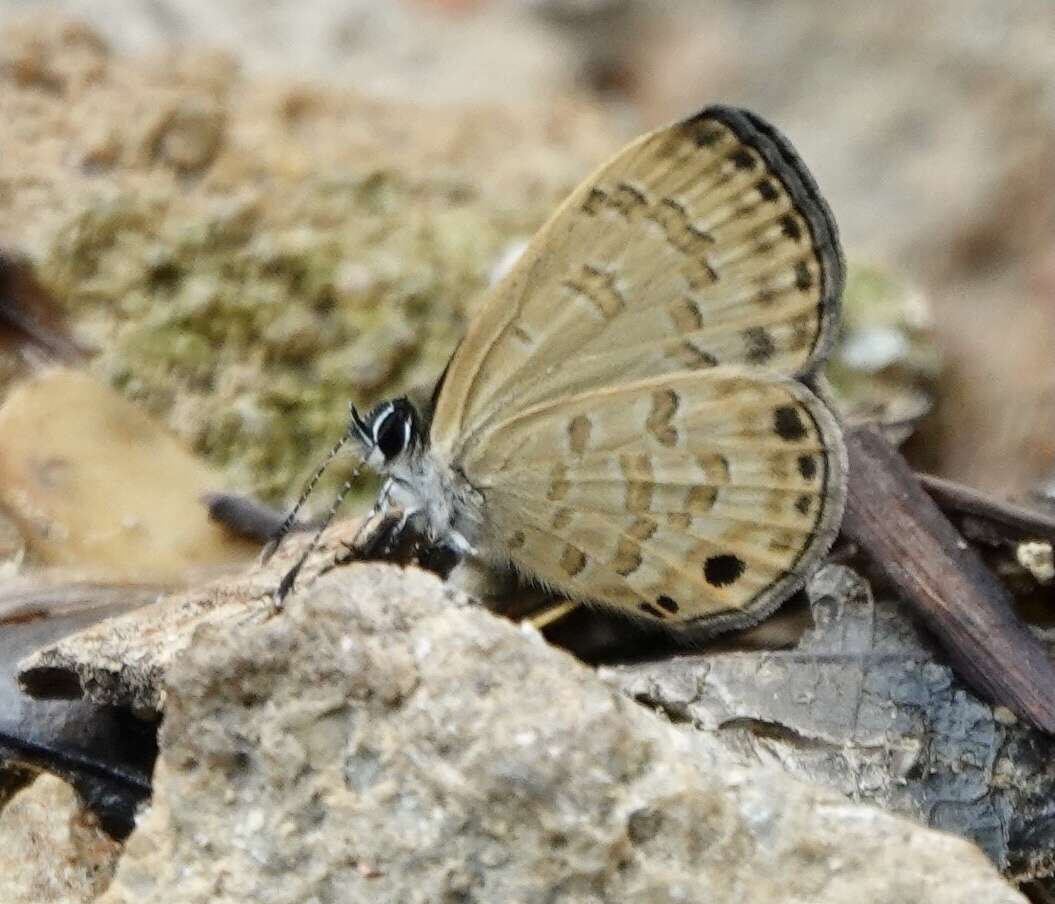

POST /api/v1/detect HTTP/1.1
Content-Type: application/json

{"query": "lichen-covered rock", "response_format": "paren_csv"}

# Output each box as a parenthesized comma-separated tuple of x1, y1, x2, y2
(0, 773, 121, 904)
(0, 14, 617, 505)
(98, 564, 1024, 904)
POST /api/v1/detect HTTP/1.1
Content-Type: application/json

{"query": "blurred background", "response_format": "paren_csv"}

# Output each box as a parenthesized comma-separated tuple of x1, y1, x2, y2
(0, 0, 1053, 580)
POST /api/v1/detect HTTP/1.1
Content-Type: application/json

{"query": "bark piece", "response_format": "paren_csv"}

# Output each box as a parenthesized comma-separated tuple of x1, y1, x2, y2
(843, 425, 1055, 733)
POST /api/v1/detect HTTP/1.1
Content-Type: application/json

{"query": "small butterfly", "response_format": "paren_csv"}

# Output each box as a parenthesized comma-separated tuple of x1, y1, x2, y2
(272, 105, 847, 637)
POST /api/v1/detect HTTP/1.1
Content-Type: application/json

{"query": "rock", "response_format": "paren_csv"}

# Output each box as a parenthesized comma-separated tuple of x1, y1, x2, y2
(144, 97, 226, 174)
(97, 563, 1024, 903)
(0, 369, 255, 580)
(1, 576, 161, 838)
(0, 14, 618, 507)
(0, 773, 122, 904)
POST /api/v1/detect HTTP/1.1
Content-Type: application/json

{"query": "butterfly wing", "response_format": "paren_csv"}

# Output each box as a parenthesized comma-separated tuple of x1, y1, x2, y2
(459, 368, 845, 631)
(431, 105, 844, 458)
(426, 105, 846, 631)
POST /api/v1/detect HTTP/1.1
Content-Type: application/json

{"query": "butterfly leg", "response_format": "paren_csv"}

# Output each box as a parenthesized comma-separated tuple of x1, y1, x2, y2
(325, 506, 461, 580)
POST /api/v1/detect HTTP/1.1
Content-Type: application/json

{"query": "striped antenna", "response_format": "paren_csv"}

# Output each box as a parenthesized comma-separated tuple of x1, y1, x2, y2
(262, 404, 368, 564)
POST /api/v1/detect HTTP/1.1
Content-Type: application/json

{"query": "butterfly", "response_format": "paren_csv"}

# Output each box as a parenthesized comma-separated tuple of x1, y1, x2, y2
(272, 104, 848, 637)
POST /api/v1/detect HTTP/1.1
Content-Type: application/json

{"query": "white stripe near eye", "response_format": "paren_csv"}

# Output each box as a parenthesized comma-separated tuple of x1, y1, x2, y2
(372, 404, 394, 446)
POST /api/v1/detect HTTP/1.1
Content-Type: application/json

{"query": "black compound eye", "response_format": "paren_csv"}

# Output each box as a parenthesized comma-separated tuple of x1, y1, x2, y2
(373, 409, 410, 460)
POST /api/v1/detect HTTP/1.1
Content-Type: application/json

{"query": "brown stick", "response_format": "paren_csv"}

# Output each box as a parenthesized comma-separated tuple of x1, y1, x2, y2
(918, 472, 1055, 545)
(842, 425, 1055, 734)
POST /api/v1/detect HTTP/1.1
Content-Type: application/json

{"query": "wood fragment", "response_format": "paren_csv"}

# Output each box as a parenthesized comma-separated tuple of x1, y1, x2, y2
(919, 473, 1055, 545)
(843, 425, 1055, 734)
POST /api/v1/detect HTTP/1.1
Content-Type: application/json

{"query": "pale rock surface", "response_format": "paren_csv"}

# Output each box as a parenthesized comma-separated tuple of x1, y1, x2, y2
(0, 773, 121, 903)
(0, 369, 255, 579)
(98, 563, 1024, 904)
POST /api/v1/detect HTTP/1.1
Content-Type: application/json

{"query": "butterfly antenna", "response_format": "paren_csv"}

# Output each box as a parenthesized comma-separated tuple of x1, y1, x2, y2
(273, 464, 364, 608)
(262, 404, 364, 565)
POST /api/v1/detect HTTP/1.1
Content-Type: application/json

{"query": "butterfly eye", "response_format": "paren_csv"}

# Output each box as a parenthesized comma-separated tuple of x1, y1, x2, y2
(373, 409, 411, 460)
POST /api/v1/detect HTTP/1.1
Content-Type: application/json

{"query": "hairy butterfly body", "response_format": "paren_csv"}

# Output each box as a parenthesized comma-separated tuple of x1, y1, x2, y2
(283, 105, 847, 636)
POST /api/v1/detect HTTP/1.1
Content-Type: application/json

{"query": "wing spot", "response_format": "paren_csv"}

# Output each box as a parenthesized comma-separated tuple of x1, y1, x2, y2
(790, 312, 814, 348)
(795, 494, 813, 516)
(647, 389, 680, 447)
(508, 530, 526, 550)
(639, 602, 667, 619)
(656, 595, 679, 614)
(628, 517, 658, 541)
(619, 453, 654, 512)
(697, 452, 730, 482)
(687, 485, 718, 512)
(797, 454, 817, 481)
(612, 182, 649, 219)
(560, 545, 587, 577)
(730, 148, 756, 170)
(795, 260, 814, 291)
(757, 179, 779, 202)
(704, 554, 746, 587)
(780, 214, 803, 242)
(582, 186, 608, 215)
(683, 118, 725, 147)
(674, 339, 718, 369)
(547, 463, 571, 500)
(552, 507, 574, 530)
(648, 198, 718, 288)
(568, 415, 592, 455)
(744, 326, 776, 364)
(612, 538, 643, 576)
(667, 512, 691, 530)
(564, 264, 626, 320)
(769, 532, 795, 554)
(512, 324, 534, 345)
(669, 296, 703, 333)
(774, 405, 808, 442)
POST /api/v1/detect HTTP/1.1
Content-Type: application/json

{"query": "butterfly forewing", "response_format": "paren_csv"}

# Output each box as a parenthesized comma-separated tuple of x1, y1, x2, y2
(426, 105, 846, 632)
(431, 106, 843, 456)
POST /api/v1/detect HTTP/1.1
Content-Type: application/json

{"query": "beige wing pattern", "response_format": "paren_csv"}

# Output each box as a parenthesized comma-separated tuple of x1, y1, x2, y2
(431, 105, 844, 457)
(460, 368, 846, 631)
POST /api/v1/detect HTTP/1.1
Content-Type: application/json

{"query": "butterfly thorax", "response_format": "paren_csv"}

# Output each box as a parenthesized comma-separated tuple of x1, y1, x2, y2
(383, 448, 486, 556)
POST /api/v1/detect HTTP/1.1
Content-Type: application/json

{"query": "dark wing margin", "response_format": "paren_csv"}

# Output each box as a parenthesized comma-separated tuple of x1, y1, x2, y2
(688, 105, 846, 375)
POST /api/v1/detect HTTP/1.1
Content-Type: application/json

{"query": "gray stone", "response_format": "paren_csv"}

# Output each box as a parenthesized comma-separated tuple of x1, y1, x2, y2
(98, 563, 1023, 904)
(0, 773, 121, 903)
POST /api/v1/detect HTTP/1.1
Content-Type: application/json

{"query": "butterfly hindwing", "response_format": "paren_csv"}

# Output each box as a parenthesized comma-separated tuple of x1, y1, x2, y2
(430, 105, 844, 459)
(462, 368, 845, 629)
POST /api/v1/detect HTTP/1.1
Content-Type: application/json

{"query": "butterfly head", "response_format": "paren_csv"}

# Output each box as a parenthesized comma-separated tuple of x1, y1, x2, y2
(350, 398, 422, 472)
